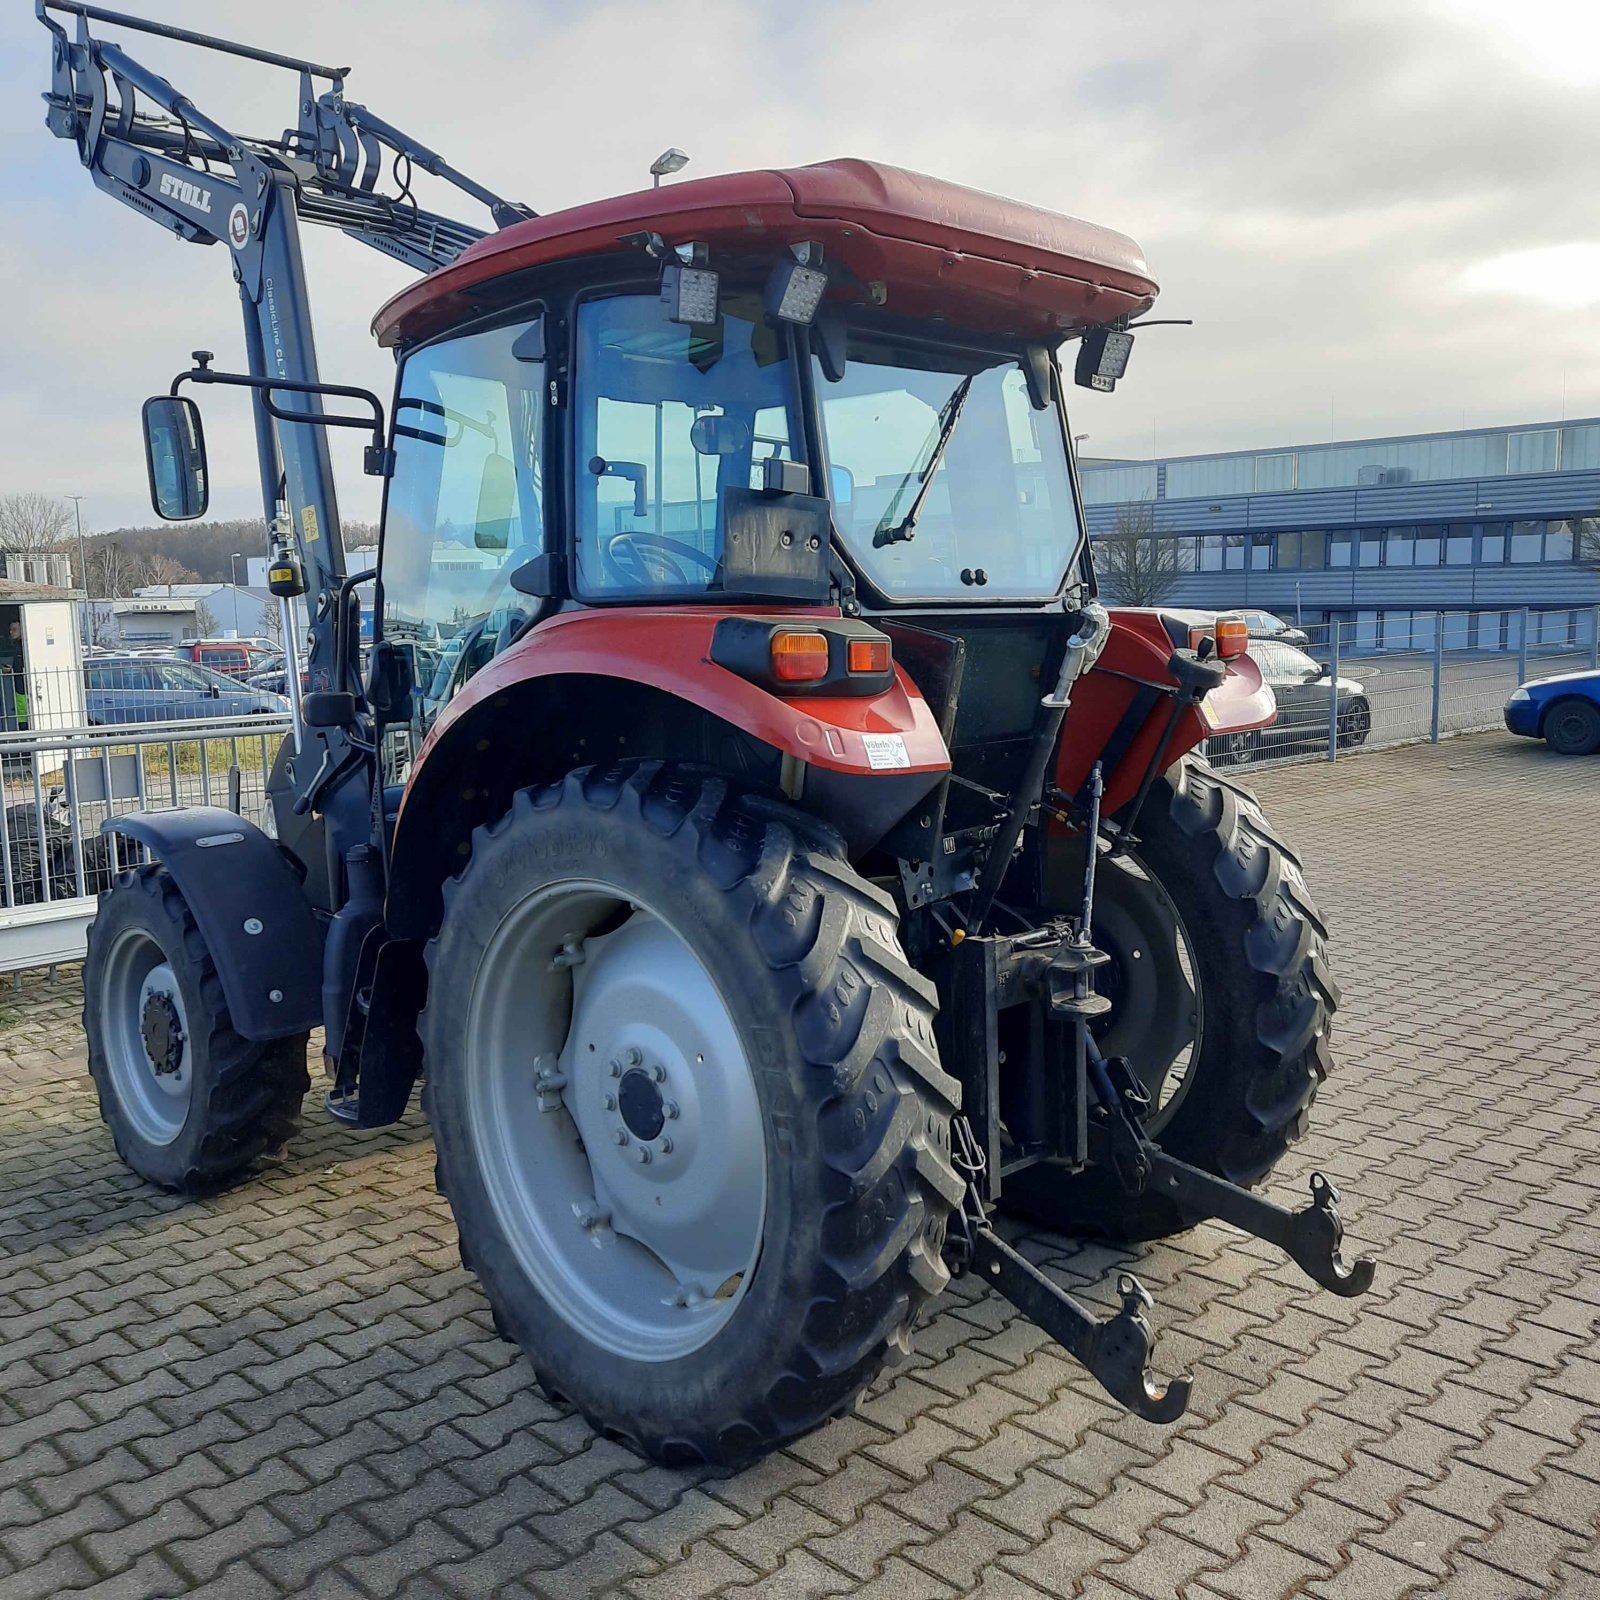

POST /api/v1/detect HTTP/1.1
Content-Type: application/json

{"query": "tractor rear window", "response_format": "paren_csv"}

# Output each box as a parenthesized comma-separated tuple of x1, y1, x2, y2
(814, 336, 1082, 602)
(573, 294, 802, 598)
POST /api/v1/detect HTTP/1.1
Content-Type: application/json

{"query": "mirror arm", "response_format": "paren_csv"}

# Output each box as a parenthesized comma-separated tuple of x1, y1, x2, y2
(170, 362, 394, 477)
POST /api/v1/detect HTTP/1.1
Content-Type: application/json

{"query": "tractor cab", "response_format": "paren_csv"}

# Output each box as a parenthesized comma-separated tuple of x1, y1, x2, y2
(371, 161, 1159, 738)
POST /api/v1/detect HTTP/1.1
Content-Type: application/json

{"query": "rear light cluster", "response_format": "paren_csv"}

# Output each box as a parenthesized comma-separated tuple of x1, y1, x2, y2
(1188, 615, 1250, 661)
(712, 619, 896, 697)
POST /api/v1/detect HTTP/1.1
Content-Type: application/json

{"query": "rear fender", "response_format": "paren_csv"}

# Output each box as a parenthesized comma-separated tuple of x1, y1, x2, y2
(385, 607, 950, 939)
(1056, 610, 1276, 813)
(104, 807, 324, 1040)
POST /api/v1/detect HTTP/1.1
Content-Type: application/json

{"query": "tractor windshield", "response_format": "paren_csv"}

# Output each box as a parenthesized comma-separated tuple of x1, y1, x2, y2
(814, 334, 1082, 601)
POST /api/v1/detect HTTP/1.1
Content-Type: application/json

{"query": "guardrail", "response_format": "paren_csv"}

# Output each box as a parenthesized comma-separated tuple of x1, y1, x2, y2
(0, 714, 291, 974)
(1206, 605, 1600, 769)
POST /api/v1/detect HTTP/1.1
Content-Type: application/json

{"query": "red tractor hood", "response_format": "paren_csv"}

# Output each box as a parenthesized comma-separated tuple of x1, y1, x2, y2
(373, 158, 1158, 348)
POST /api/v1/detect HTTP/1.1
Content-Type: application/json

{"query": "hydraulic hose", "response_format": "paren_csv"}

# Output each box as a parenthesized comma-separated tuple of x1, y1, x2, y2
(969, 601, 1110, 933)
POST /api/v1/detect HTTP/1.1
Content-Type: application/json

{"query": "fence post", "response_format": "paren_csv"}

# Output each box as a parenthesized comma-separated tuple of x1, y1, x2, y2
(1517, 606, 1529, 684)
(1327, 617, 1341, 762)
(1591, 606, 1599, 671)
(1430, 612, 1444, 743)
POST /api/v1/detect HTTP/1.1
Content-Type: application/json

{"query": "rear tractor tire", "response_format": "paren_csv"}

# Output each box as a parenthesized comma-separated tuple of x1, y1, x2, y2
(83, 865, 310, 1192)
(1003, 754, 1338, 1241)
(421, 762, 963, 1465)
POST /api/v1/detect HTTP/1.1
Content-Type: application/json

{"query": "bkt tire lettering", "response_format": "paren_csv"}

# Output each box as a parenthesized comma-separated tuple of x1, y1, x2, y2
(157, 172, 214, 214)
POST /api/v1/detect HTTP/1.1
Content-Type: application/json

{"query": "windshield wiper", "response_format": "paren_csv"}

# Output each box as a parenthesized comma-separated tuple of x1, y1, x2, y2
(874, 374, 974, 547)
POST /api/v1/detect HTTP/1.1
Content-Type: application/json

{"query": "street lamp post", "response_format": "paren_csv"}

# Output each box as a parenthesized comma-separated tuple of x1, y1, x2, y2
(228, 553, 244, 638)
(67, 495, 87, 591)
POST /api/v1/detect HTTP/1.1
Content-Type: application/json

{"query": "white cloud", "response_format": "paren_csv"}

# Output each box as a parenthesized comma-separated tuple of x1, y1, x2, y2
(1459, 243, 1600, 310)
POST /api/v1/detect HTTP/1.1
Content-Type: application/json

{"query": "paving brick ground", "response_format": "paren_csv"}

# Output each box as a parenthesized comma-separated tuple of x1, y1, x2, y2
(1, 730, 1597, 1599)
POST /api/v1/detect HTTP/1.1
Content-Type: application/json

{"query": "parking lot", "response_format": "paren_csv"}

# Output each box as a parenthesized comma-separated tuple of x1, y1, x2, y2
(0, 730, 1596, 1599)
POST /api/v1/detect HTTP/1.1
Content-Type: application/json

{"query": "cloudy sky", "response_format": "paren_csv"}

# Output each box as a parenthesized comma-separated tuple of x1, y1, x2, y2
(1, 0, 1596, 536)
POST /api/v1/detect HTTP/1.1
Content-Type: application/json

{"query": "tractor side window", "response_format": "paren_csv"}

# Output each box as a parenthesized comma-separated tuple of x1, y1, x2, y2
(382, 316, 546, 741)
(573, 294, 798, 598)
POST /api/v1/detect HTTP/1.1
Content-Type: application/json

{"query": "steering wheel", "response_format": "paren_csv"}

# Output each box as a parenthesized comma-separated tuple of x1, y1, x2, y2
(603, 532, 721, 589)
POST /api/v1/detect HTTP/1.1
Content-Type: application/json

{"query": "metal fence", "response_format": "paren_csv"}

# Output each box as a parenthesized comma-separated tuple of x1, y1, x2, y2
(1206, 605, 1600, 769)
(0, 714, 290, 973)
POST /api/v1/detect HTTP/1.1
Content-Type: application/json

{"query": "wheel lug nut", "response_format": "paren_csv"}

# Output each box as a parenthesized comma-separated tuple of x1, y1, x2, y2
(652, 1063, 666, 1083)
(613, 1129, 629, 1145)
(659, 1136, 673, 1154)
(608, 1058, 621, 1078)
(664, 1101, 679, 1120)
(603, 1093, 617, 1111)
(637, 1146, 652, 1164)
(625, 1047, 642, 1067)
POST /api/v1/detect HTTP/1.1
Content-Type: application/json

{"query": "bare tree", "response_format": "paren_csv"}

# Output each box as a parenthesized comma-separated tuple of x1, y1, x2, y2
(0, 493, 73, 554)
(1092, 499, 1183, 607)
(83, 539, 132, 598)
(131, 551, 200, 588)
(1579, 515, 1600, 569)
(195, 597, 221, 636)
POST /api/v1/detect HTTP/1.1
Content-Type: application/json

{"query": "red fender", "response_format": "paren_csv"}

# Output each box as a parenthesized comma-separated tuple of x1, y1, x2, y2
(402, 606, 951, 819)
(1056, 610, 1276, 815)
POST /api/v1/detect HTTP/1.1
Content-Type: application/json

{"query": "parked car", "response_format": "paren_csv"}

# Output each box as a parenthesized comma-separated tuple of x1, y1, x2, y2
(182, 639, 280, 680)
(1237, 609, 1310, 648)
(85, 655, 289, 724)
(1504, 669, 1600, 755)
(1211, 639, 1370, 764)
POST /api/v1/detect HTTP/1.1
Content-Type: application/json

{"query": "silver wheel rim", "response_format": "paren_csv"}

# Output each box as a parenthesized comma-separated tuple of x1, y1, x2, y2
(101, 928, 192, 1146)
(465, 879, 767, 1363)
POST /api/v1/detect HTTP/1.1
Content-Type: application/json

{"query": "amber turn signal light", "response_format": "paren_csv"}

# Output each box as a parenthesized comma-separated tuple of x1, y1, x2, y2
(1213, 617, 1249, 659)
(770, 630, 831, 682)
(847, 637, 891, 675)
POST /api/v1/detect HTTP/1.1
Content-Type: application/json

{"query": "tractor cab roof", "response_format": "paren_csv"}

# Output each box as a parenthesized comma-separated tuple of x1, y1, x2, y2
(372, 158, 1158, 350)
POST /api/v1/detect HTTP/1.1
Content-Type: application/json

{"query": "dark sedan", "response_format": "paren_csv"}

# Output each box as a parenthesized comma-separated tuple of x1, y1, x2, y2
(1210, 640, 1370, 764)
(86, 656, 289, 725)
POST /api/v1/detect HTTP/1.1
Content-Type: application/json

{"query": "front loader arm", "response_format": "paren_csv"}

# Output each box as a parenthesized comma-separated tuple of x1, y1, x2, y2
(37, 1, 534, 848)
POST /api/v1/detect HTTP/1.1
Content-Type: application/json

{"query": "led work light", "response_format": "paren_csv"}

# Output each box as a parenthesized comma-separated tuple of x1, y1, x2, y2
(1075, 327, 1135, 392)
(764, 242, 828, 325)
(661, 242, 719, 326)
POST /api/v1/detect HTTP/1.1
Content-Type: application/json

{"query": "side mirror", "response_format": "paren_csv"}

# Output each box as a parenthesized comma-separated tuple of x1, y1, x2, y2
(1314, 663, 1331, 679)
(829, 464, 855, 506)
(141, 396, 209, 520)
(209, 682, 220, 698)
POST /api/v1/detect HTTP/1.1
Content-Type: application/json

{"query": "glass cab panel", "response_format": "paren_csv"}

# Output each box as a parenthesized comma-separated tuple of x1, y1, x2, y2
(380, 316, 546, 742)
(573, 293, 800, 598)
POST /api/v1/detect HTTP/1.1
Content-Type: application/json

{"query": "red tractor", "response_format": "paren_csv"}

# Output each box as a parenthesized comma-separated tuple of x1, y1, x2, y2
(43, 2, 1371, 1464)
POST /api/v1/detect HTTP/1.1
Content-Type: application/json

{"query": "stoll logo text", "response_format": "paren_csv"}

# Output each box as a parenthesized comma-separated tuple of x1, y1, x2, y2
(157, 172, 214, 214)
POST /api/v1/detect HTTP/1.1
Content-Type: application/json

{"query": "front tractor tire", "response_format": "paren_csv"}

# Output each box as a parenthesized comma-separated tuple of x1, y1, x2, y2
(1005, 755, 1338, 1241)
(84, 865, 311, 1193)
(421, 763, 963, 1466)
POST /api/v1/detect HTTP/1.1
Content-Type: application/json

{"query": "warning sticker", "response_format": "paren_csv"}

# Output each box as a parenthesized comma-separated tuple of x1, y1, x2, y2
(301, 505, 321, 544)
(862, 733, 911, 770)
(227, 203, 250, 250)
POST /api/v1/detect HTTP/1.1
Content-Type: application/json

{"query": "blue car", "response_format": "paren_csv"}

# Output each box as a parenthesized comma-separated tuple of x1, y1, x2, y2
(85, 655, 289, 725)
(1504, 669, 1600, 756)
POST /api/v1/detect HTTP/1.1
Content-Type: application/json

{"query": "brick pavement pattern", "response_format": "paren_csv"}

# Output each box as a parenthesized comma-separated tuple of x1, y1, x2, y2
(1, 731, 1597, 1599)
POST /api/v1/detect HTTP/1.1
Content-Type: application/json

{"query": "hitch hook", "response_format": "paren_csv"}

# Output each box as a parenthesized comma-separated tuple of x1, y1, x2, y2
(1288, 1173, 1377, 1298)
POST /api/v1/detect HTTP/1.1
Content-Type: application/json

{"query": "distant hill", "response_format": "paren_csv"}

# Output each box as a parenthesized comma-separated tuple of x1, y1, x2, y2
(80, 518, 380, 585)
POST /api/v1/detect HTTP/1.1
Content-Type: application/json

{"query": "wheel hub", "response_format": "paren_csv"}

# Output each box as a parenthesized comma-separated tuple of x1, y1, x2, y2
(617, 1066, 666, 1142)
(141, 991, 185, 1076)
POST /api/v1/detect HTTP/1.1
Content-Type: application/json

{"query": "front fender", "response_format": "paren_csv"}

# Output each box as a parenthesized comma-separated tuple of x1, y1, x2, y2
(104, 807, 324, 1040)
